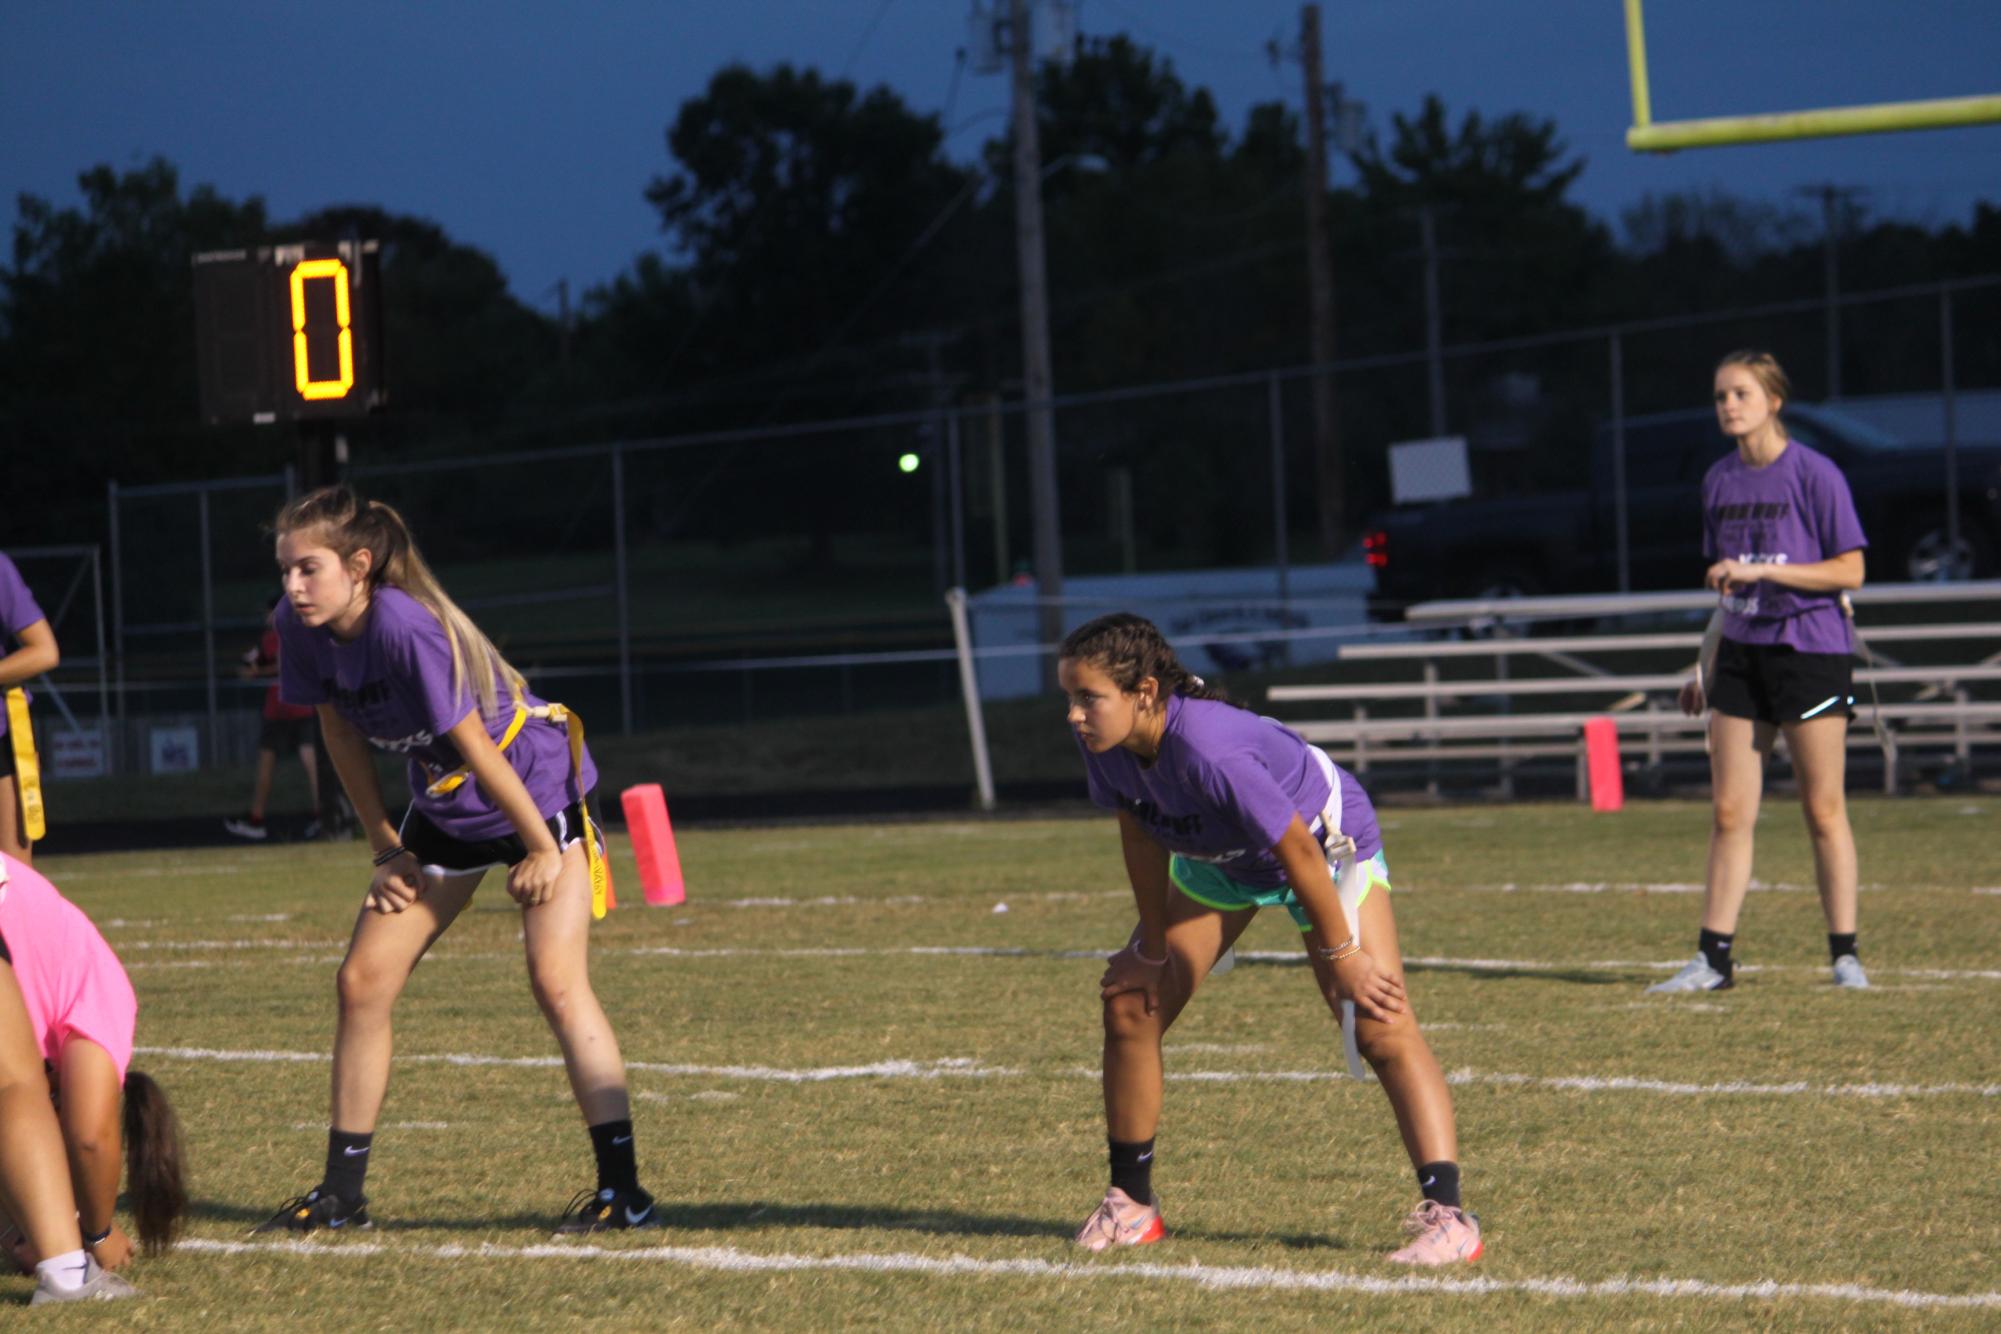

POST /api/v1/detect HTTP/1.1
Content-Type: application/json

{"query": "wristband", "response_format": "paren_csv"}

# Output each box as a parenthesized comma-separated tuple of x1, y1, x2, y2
(1130, 943, 1168, 966)
(82, 1223, 112, 1246)
(1315, 936, 1362, 962)
(372, 845, 411, 867)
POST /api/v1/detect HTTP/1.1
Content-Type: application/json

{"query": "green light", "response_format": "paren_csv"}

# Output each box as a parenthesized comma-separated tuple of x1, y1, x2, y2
(898, 453, 921, 473)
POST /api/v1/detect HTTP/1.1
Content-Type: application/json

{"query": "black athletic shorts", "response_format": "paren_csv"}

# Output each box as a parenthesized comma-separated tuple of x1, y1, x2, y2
(0, 733, 14, 783)
(258, 714, 314, 753)
(398, 794, 604, 875)
(1708, 637, 1855, 725)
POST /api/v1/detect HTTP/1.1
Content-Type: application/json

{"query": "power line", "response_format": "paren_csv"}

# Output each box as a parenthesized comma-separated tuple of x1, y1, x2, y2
(839, 0, 900, 80)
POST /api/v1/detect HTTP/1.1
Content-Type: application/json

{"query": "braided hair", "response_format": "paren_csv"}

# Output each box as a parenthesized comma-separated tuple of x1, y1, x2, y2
(1059, 613, 1245, 709)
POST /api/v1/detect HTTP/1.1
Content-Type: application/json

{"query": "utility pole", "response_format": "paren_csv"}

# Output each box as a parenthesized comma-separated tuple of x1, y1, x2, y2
(1798, 183, 1863, 400)
(1299, 4, 1345, 555)
(1419, 204, 1446, 437)
(1010, 0, 1065, 658)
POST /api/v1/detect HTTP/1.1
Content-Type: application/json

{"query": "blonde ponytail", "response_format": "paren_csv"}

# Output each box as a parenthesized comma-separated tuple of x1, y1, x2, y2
(273, 487, 524, 720)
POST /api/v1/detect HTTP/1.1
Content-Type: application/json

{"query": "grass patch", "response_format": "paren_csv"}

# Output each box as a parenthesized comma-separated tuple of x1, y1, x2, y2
(11, 796, 1998, 1326)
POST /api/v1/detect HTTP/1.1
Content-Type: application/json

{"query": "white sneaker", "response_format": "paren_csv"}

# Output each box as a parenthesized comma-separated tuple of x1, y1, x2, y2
(30, 1256, 140, 1304)
(1831, 954, 1870, 989)
(1645, 954, 1732, 993)
(223, 816, 268, 841)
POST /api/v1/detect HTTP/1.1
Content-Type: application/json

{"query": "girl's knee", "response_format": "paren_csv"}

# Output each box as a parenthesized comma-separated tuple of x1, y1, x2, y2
(1355, 1012, 1425, 1068)
(1801, 793, 1848, 836)
(1712, 796, 1758, 835)
(530, 963, 589, 1021)
(335, 957, 398, 1014)
(1102, 989, 1159, 1043)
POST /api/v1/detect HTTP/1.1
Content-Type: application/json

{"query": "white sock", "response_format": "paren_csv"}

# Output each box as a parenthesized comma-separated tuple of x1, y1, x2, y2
(35, 1248, 89, 1292)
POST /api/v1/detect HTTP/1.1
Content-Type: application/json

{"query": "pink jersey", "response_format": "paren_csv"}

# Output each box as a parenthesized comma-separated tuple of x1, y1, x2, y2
(0, 853, 137, 1080)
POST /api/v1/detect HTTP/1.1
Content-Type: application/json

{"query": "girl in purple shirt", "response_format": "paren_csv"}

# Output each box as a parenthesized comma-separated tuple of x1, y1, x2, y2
(1060, 613, 1480, 1266)
(256, 486, 657, 1237)
(1656, 350, 1870, 994)
(0, 553, 60, 863)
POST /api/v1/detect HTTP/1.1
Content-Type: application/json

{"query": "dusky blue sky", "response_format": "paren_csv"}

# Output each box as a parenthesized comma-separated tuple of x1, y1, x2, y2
(5, 1, 1996, 319)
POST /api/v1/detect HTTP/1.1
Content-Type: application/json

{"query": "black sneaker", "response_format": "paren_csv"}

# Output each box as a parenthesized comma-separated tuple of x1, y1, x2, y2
(253, 1186, 371, 1234)
(554, 1186, 659, 1235)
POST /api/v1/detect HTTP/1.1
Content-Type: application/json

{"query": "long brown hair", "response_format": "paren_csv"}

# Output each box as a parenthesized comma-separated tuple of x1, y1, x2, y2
(121, 1070, 186, 1255)
(1059, 612, 1246, 709)
(273, 486, 524, 718)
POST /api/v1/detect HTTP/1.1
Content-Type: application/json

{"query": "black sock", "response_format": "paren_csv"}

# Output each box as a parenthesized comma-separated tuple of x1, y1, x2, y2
(323, 1129, 373, 1203)
(589, 1119, 640, 1194)
(1108, 1137, 1155, 1204)
(1698, 928, 1735, 977)
(1417, 1160, 1461, 1209)
(1829, 932, 1858, 962)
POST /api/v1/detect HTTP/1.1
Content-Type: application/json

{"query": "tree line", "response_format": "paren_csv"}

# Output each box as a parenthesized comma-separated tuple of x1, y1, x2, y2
(4, 35, 1997, 560)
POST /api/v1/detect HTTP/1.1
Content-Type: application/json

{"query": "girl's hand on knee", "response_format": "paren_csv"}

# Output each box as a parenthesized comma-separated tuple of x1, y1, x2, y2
(508, 847, 564, 907)
(1100, 945, 1166, 1013)
(367, 855, 422, 913)
(1326, 950, 1405, 1023)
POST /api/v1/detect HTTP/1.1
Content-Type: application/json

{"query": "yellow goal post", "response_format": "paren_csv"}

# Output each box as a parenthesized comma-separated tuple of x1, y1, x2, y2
(1624, 0, 2001, 152)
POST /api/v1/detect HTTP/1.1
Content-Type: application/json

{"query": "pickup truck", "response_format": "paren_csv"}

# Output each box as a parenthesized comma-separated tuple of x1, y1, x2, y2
(1363, 404, 2001, 615)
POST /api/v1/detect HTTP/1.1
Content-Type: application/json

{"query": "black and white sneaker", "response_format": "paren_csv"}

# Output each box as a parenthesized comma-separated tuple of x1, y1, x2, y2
(224, 816, 269, 841)
(554, 1186, 659, 1235)
(254, 1186, 371, 1234)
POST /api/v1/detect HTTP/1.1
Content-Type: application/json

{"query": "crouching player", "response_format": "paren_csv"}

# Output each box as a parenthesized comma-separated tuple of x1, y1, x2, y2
(1, 852, 183, 1304)
(256, 487, 657, 1236)
(1059, 614, 1480, 1265)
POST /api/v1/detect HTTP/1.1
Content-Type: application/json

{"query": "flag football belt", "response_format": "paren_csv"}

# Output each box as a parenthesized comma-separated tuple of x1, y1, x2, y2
(420, 695, 610, 920)
(5, 688, 44, 844)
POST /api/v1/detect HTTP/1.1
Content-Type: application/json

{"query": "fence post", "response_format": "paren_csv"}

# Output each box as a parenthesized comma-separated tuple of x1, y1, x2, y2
(106, 480, 126, 769)
(945, 588, 997, 811)
(199, 487, 219, 766)
(1268, 373, 1290, 606)
(947, 411, 967, 592)
(612, 443, 633, 735)
(1610, 330, 1631, 593)
(89, 546, 109, 755)
(1941, 287, 1961, 570)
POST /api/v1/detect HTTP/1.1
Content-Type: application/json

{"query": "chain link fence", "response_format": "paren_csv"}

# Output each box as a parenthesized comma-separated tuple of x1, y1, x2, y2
(75, 274, 1999, 776)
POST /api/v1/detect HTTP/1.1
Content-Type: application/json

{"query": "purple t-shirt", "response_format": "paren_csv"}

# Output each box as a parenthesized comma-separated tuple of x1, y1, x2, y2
(1702, 440, 1867, 654)
(1079, 694, 1383, 890)
(0, 553, 49, 740)
(276, 587, 595, 840)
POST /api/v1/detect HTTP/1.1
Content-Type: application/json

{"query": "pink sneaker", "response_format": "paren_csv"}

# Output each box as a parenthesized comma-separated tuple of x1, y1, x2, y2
(1074, 1186, 1166, 1252)
(1387, 1199, 1483, 1265)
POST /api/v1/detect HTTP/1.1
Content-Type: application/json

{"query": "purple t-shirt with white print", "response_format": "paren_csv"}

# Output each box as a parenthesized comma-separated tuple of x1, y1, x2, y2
(1079, 694, 1382, 890)
(0, 553, 48, 740)
(1702, 440, 1867, 654)
(276, 587, 595, 840)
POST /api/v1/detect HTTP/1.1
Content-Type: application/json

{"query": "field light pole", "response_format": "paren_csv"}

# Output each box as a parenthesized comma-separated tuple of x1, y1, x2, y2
(1010, 0, 1065, 668)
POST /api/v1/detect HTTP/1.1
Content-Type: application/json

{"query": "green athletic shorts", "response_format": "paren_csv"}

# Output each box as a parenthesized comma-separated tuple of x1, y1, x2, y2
(1169, 848, 1391, 933)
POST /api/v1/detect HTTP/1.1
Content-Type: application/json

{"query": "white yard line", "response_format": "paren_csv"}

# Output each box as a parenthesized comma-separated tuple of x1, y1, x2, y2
(105, 936, 2001, 982)
(135, 1047, 1014, 1082)
(172, 1238, 2001, 1312)
(134, 1046, 1996, 1099)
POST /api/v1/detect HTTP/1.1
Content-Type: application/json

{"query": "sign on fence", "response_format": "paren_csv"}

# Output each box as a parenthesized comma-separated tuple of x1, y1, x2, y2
(48, 727, 109, 781)
(149, 726, 200, 776)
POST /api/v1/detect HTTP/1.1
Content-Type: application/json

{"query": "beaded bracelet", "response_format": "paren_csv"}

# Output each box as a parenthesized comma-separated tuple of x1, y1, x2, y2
(1315, 936, 1363, 963)
(371, 845, 411, 867)
(1130, 943, 1168, 966)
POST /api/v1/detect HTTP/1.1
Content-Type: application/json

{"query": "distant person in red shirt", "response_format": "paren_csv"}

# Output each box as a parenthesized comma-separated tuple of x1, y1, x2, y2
(225, 596, 320, 841)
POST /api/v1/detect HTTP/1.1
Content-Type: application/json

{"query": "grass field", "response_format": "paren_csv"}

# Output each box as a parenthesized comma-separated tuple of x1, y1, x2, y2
(11, 796, 2000, 1328)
